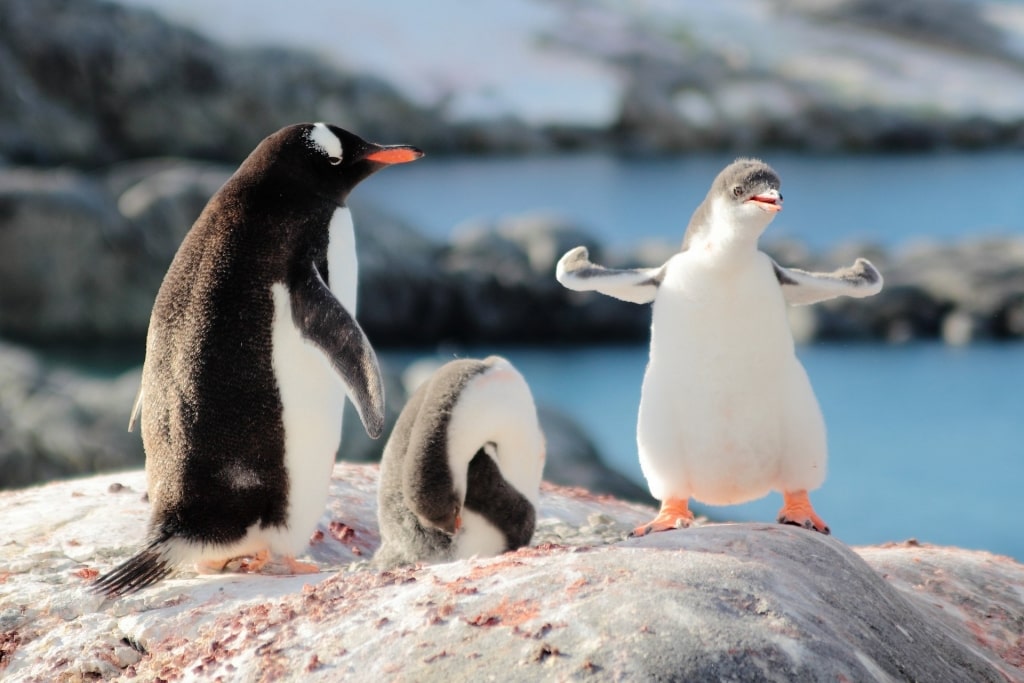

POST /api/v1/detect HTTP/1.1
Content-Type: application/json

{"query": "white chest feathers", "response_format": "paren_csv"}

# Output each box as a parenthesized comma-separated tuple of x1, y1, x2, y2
(638, 249, 827, 504)
(266, 206, 359, 554)
(326, 207, 358, 311)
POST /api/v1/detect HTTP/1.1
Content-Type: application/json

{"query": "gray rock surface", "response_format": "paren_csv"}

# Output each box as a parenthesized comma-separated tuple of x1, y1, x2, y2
(1, 465, 1020, 681)
(0, 343, 143, 490)
(0, 0, 448, 165)
(548, 0, 1024, 152)
(0, 169, 153, 342)
(5, 0, 1024, 163)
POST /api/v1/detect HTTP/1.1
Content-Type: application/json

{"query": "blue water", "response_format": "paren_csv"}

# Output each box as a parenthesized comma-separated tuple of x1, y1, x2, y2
(361, 151, 1024, 249)
(366, 151, 1024, 560)
(384, 344, 1024, 561)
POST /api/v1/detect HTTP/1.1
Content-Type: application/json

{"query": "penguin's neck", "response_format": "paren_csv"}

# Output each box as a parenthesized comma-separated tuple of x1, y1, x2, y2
(689, 198, 769, 266)
(325, 207, 358, 312)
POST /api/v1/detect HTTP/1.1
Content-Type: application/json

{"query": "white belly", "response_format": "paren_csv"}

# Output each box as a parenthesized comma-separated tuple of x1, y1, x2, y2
(453, 510, 507, 560)
(637, 251, 826, 504)
(262, 208, 357, 554)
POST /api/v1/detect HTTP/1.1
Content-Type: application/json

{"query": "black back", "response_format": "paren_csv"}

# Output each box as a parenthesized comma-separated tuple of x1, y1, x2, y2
(140, 123, 389, 543)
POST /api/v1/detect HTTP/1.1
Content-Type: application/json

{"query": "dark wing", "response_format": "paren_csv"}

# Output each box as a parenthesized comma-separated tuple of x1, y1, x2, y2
(288, 262, 385, 438)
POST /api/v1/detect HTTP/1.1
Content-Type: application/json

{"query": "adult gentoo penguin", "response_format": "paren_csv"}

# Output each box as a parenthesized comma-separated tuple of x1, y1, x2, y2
(556, 158, 882, 537)
(92, 123, 422, 598)
(374, 356, 545, 568)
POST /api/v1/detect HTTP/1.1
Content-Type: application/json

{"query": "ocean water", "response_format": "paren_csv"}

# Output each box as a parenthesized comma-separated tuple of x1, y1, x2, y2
(360, 150, 1024, 249)
(367, 152, 1024, 561)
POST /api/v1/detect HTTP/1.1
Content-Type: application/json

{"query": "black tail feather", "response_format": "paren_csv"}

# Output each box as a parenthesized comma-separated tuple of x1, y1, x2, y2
(91, 536, 174, 599)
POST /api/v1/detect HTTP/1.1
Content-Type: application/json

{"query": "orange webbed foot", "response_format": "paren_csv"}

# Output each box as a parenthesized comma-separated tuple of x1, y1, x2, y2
(629, 498, 694, 537)
(283, 556, 319, 575)
(777, 490, 830, 535)
(240, 549, 271, 573)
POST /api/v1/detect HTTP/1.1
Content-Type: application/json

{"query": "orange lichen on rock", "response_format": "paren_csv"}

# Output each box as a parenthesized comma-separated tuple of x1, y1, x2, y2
(466, 597, 540, 629)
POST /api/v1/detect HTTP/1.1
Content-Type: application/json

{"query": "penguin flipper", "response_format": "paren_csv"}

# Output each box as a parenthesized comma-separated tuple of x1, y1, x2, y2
(773, 258, 883, 306)
(289, 264, 386, 438)
(556, 246, 663, 304)
(128, 384, 143, 432)
(91, 535, 174, 599)
(464, 446, 537, 551)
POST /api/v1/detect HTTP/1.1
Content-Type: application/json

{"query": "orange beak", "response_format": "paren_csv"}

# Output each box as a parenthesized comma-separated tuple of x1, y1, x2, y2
(363, 145, 424, 165)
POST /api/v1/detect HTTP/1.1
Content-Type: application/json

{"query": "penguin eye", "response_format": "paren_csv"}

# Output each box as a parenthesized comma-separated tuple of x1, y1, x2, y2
(328, 156, 342, 166)
(732, 185, 744, 198)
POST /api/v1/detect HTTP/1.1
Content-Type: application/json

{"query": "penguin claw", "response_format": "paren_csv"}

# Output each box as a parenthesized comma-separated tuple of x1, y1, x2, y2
(241, 549, 271, 573)
(233, 552, 319, 575)
(777, 491, 830, 535)
(629, 517, 691, 538)
(629, 499, 694, 537)
(778, 516, 831, 535)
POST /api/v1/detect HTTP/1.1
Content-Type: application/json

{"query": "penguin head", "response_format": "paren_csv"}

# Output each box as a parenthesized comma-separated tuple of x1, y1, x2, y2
(250, 122, 423, 204)
(683, 157, 782, 250)
(715, 157, 782, 221)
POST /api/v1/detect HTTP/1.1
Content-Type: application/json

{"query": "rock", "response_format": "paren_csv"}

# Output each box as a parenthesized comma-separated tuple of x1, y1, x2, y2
(0, 0, 448, 166)
(104, 158, 233, 263)
(1, 465, 1020, 681)
(0, 161, 234, 345)
(437, 213, 614, 344)
(336, 361, 411, 465)
(0, 160, 451, 346)
(5, 0, 1024, 162)
(0, 342, 143, 490)
(535, 405, 655, 505)
(348, 200, 458, 348)
(0, 169, 150, 343)
(804, 0, 1012, 62)
(437, 214, 653, 344)
(550, 0, 1024, 153)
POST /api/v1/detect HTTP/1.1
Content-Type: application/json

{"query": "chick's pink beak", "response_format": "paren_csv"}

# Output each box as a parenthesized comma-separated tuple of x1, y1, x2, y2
(748, 192, 783, 213)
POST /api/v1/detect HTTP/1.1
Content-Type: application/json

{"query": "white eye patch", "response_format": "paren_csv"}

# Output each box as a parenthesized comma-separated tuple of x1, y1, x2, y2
(306, 122, 343, 163)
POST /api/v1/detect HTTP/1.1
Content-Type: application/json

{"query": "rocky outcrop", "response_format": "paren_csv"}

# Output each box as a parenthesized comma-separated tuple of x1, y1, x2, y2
(0, 343, 143, 489)
(1, 466, 1020, 681)
(0, 0, 450, 166)
(0, 163, 203, 343)
(4, 0, 1024, 163)
(548, 0, 1024, 152)
(2, 160, 1022, 348)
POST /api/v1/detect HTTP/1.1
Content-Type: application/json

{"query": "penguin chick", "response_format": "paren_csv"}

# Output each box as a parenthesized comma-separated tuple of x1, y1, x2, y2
(92, 123, 422, 598)
(374, 356, 545, 569)
(556, 158, 882, 537)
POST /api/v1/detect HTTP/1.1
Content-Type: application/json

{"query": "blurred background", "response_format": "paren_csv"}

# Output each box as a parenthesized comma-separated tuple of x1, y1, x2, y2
(1, 0, 1021, 559)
